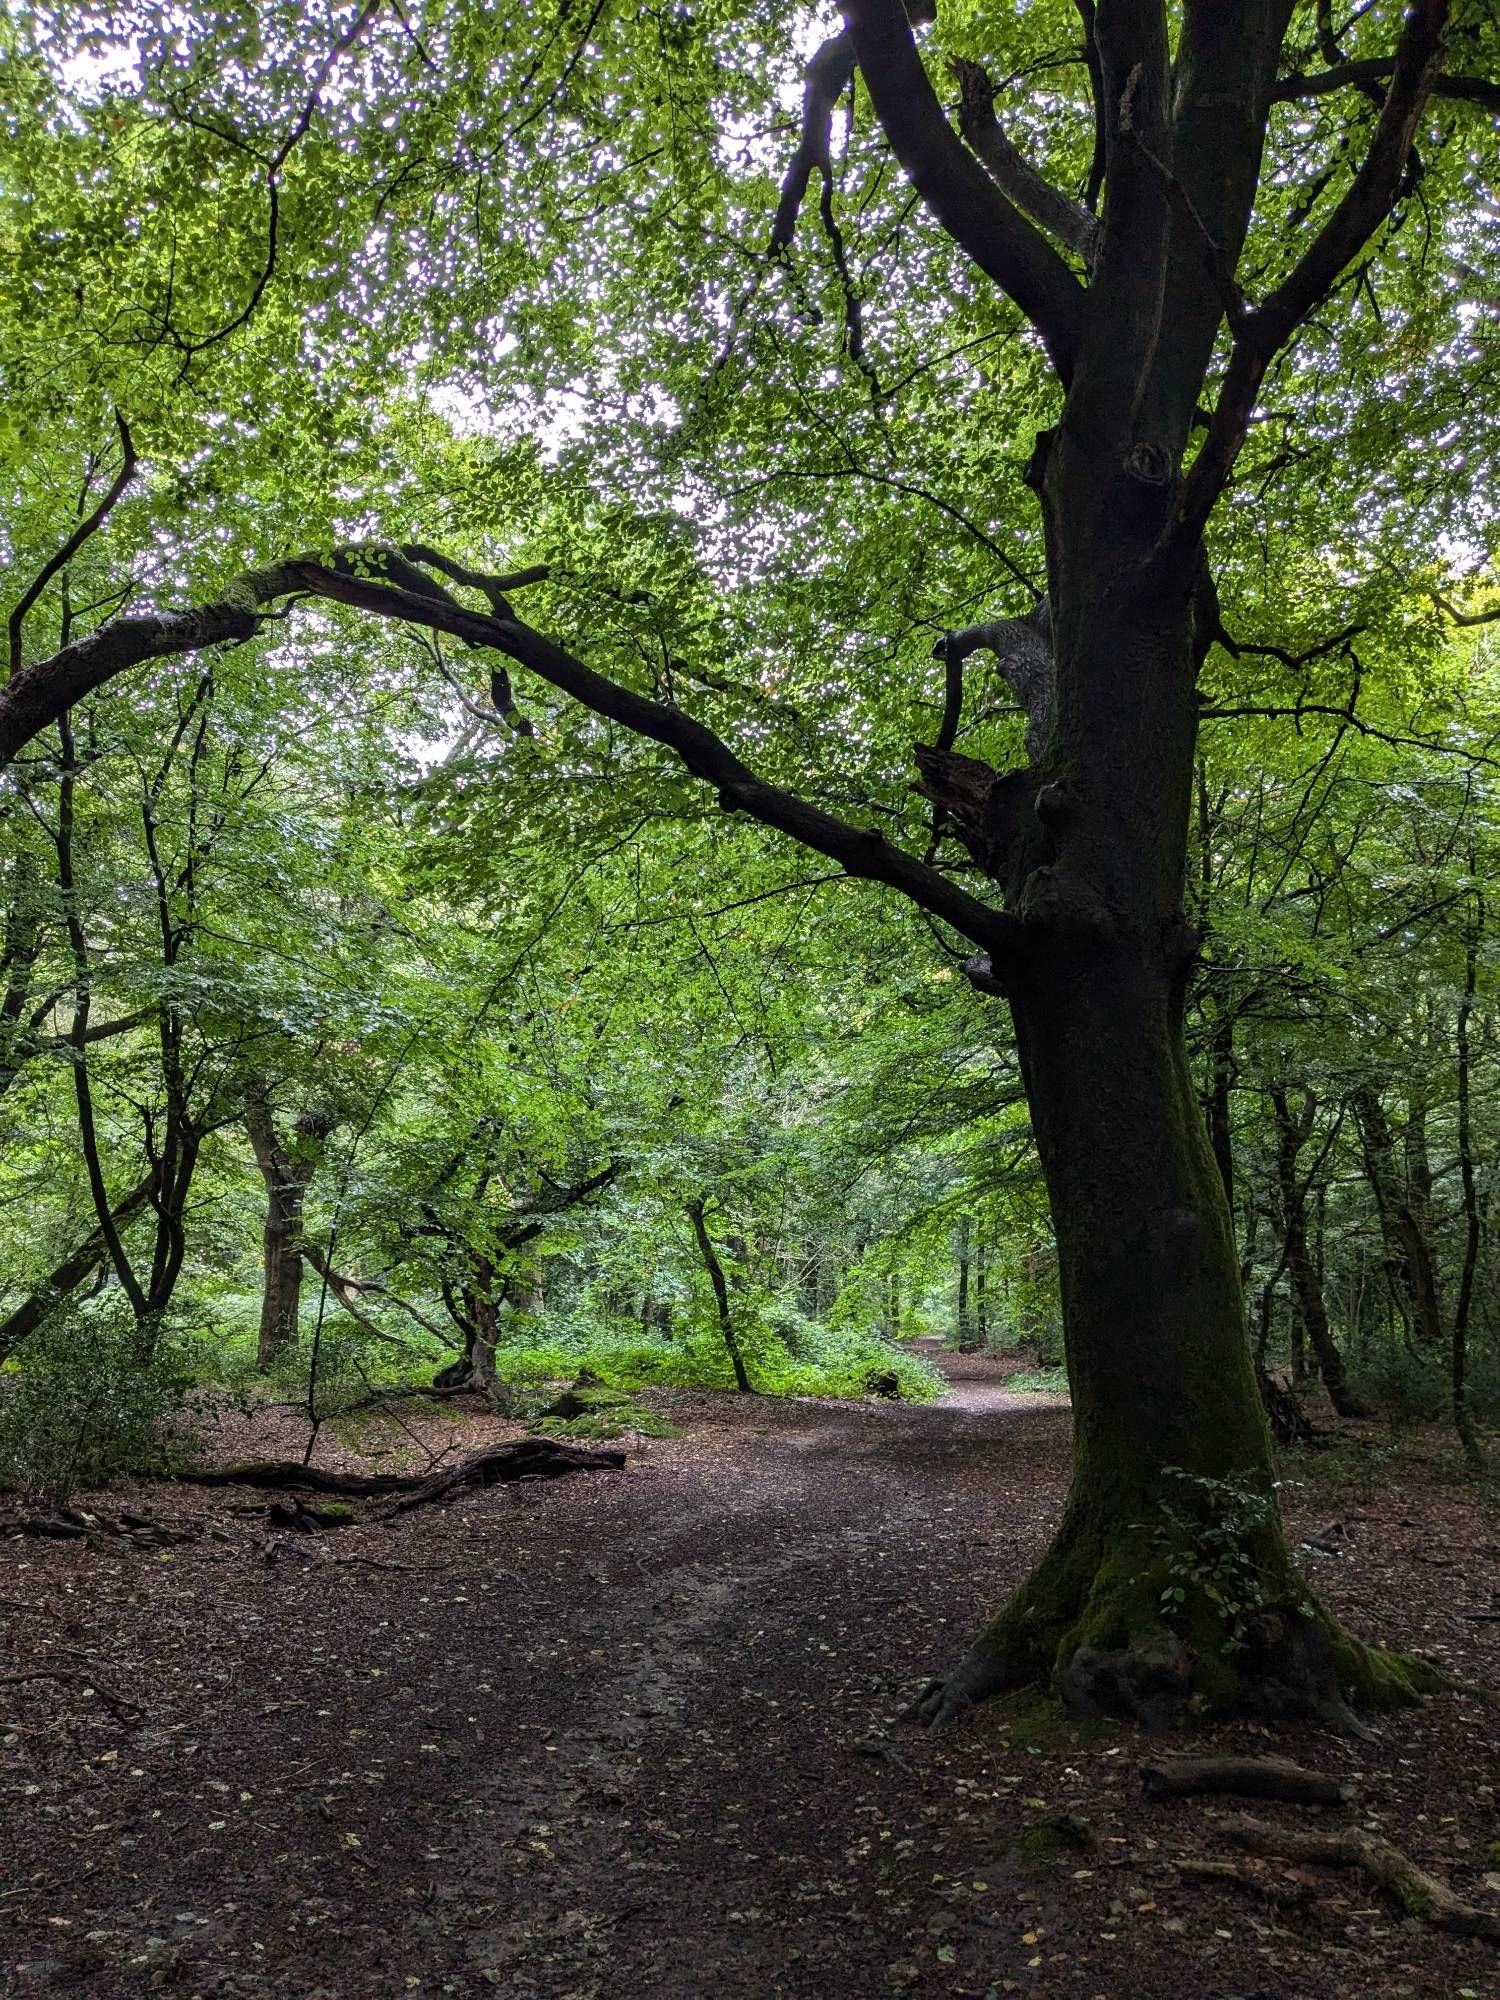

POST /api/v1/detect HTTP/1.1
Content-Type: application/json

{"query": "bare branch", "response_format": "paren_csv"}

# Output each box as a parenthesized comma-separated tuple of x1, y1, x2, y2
(1272, 59, 1498, 112)
(1, 542, 1021, 968)
(292, 557, 1022, 964)
(174, 0, 384, 364)
(8, 413, 137, 679)
(301, 1241, 456, 1349)
(1432, 590, 1500, 628)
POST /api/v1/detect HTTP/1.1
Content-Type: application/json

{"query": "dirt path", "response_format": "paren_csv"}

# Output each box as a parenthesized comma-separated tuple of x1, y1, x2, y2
(2, 1350, 1497, 1999)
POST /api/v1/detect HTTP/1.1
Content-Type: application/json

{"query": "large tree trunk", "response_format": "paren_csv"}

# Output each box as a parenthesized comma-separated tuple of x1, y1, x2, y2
(916, 567, 1426, 1729)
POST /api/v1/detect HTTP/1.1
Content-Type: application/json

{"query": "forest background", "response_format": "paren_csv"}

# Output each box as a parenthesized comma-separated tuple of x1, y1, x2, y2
(0, 0, 1497, 1717)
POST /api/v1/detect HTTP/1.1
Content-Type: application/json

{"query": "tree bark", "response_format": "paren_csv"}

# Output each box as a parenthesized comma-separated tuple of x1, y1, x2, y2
(914, 551, 1418, 1727)
(1353, 1087, 1444, 1349)
(688, 1198, 753, 1393)
(1204, 1010, 1237, 1211)
(955, 1214, 974, 1349)
(1269, 1090, 1364, 1418)
(245, 1098, 332, 1372)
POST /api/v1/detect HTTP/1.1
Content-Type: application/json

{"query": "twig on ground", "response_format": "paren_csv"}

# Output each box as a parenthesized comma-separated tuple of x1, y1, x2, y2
(0, 1665, 141, 1727)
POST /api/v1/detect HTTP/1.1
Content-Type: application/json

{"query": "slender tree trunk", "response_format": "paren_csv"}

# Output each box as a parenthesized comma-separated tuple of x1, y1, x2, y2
(1269, 1090, 1363, 1419)
(800, 1240, 819, 1315)
(955, 1214, 973, 1349)
(245, 1100, 331, 1372)
(688, 1198, 752, 1393)
(975, 1229, 988, 1345)
(1353, 1087, 1444, 1349)
(1452, 899, 1486, 1472)
(1204, 1010, 1237, 1211)
(1406, 1080, 1435, 1223)
(1289, 1299, 1307, 1386)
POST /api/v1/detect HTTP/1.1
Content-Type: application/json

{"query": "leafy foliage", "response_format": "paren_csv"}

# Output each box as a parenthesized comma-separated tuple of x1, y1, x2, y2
(0, 1298, 197, 1503)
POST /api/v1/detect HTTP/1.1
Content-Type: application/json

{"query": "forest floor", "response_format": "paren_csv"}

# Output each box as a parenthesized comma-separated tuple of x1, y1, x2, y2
(2, 1343, 1498, 2000)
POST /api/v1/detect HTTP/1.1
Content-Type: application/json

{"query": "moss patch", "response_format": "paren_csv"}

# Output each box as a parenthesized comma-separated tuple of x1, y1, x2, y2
(529, 1403, 681, 1442)
(1328, 1626, 1450, 1708)
(1016, 1812, 1097, 1873)
(984, 1690, 1117, 1754)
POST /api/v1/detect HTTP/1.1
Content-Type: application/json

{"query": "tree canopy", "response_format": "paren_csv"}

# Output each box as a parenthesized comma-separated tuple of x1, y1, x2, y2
(1, 0, 1498, 1734)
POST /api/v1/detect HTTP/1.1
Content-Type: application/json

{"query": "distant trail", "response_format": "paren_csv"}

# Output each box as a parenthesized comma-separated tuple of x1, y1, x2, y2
(909, 1334, 1070, 1417)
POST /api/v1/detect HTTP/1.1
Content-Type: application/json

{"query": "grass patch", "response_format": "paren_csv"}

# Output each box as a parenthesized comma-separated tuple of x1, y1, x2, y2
(1008, 1367, 1070, 1396)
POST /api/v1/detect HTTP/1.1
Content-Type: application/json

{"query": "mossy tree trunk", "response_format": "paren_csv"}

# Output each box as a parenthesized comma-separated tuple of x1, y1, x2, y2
(914, 409, 1435, 1724)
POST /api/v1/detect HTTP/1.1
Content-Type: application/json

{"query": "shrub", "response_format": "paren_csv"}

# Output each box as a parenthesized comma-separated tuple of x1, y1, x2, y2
(484, 1314, 945, 1404)
(0, 1296, 198, 1505)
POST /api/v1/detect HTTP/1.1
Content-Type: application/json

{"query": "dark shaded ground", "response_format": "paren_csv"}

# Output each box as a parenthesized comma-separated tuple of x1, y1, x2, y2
(2, 1344, 1497, 2000)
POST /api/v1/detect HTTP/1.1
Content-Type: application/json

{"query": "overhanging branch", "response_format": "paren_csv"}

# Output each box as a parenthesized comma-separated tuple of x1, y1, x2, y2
(1271, 60, 1497, 112)
(296, 555, 1021, 963)
(1, 541, 1021, 970)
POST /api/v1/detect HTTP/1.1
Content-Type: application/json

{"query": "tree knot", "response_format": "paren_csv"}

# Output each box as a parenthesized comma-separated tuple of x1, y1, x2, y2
(1123, 441, 1174, 487)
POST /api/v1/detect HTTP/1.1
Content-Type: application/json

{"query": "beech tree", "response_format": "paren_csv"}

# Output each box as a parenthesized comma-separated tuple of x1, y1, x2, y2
(3, 0, 1497, 1723)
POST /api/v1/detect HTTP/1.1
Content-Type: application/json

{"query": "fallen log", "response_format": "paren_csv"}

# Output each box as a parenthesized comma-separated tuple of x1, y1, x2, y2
(384, 1439, 626, 1515)
(1141, 1754, 1351, 1806)
(167, 1439, 625, 1512)
(169, 1460, 414, 1495)
(1221, 1813, 1500, 1941)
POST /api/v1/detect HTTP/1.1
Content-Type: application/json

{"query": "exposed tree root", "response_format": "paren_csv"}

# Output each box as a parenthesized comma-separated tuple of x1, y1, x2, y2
(1174, 1856, 1315, 1907)
(1140, 1754, 1351, 1805)
(907, 1648, 1028, 1731)
(1222, 1813, 1500, 1941)
(910, 1506, 1451, 1732)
